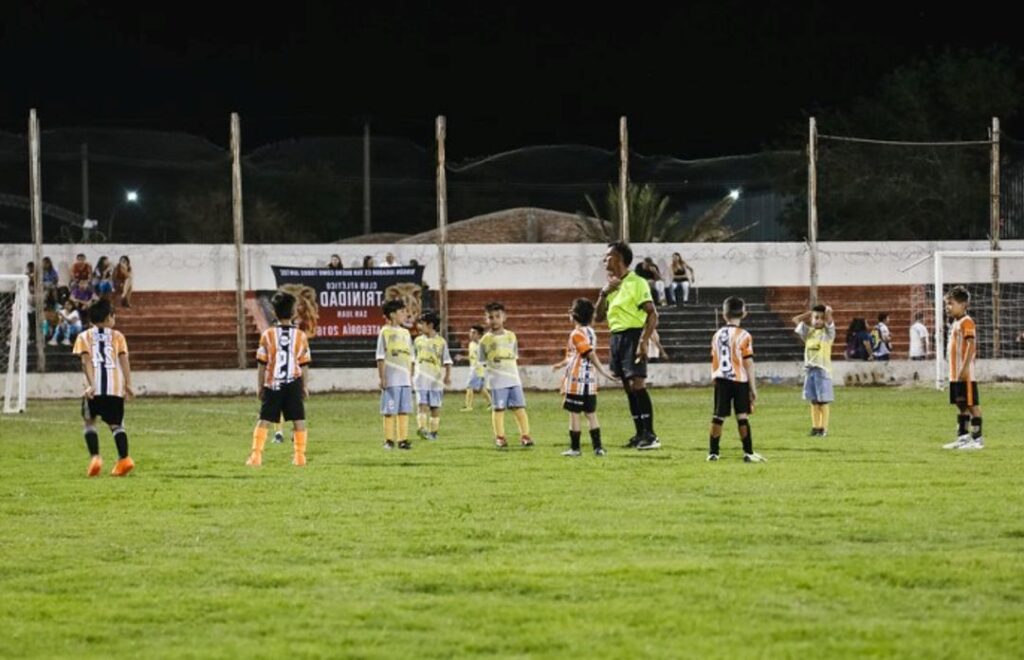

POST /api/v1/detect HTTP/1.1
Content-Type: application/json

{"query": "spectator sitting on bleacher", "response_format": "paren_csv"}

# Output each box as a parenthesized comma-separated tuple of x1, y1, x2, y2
(845, 318, 875, 361)
(49, 299, 83, 346)
(25, 261, 35, 290)
(41, 257, 60, 291)
(41, 289, 60, 344)
(113, 256, 133, 308)
(93, 256, 114, 299)
(328, 254, 343, 269)
(70, 278, 97, 314)
(362, 255, 376, 269)
(872, 312, 892, 361)
(71, 253, 92, 283)
(379, 252, 401, 268)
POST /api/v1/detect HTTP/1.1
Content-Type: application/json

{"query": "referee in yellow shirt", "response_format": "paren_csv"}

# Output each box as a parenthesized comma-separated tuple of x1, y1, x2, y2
(595, 241, 660, 450)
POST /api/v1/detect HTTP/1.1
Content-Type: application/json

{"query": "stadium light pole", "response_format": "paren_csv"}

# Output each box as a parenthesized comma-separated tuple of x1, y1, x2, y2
(619, 116, 629, 242)
(107, 191, 139, 241)
(807, 117, 819, 305)
(28, 109, 45, 373)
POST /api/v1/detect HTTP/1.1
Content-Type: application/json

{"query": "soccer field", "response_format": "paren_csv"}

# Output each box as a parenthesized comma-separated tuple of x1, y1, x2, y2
(1, 385, 1022, 659)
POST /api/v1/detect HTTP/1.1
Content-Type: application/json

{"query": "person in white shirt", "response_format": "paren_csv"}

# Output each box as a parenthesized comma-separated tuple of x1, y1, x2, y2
(379, 252, 401, 268)
(51, 299, 83, 346)
(873, 312, 892, 360)
(909, 312, 930, 360)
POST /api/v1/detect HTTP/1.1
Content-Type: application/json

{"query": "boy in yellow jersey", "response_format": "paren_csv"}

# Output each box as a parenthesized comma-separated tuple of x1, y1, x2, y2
(943, 286, 984, 450)
(247, 291, 312, 467)
(708, 296, 765, 463)
(73, 299, 135, 477)
(479, 302, 533, 448)
(792, 303, 836, 437)
(460, 324, 491, 411)
(413, 310, 453, 441)
(377, 299, 414, 450)
(551, 298, 613, 456)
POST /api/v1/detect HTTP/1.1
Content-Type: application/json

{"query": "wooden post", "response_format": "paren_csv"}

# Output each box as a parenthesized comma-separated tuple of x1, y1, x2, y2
(990, 117, 1001, 357)
(807, 116, 819, 305)
(231, 113, 247, 369)
(363, 118, 372, 235)
(28, 110, 45, 373)
(619, 116, 629, 242)
(81, 142, 89, 222)
(436, 116, 449, 341)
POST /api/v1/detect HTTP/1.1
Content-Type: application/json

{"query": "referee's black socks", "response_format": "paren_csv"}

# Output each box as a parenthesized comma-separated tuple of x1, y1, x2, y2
(635, 388, 655, 435)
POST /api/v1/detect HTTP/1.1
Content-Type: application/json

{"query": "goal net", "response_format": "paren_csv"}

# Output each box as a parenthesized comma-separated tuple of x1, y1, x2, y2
(0, 275, 29, 413)
(909, 251, 1024, 390)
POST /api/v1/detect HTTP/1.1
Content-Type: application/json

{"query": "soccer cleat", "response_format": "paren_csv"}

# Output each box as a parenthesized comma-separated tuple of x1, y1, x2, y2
(292, 453, 307, 466)
(383, 440, 396, 450)
(494, 436, 508, 449)
(594, 448, 606, 456)
(271, 431, 284, 444)
(520, 436, 534, 448)
(808, 428, 820, 437)
(958, 436, 985, 450)
(245, 451, 262, 467)
(561, 449, 582, 457)
(636, 433, 661, 450)
(417, 428, 430, 441)
(460, 407, 473, 412)
(86, 456, 103, 477)
(111, 457, 135, 476)
(397, 440, 412, 450)
(942, 434, 972, 450)
(743, 452, 767, 463)
(622, 435, 640, 449)
(706, 453, 720, 462)
(428, 432, 439, 441)
(819, 430, 829, 438)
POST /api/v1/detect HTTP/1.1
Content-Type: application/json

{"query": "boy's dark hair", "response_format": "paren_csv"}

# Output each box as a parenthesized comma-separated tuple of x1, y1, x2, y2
(811, 304, 827, 314)
(607, 241, 633, 267)
(722, 296, 745, 320)
(271, 291, 296, 321)
(470, 324, 485, 334)
(947, 286, 970, 303)
(89, 298, 113, 324)
(914, 311, 925, 321)
(877, 312, 890, 322)
(484, 302, 505, 313)
(419, 310, 440, 329)
(382, 299, 405, 317)
(571, 298, 595, 325)
(76, 253, 86, 259)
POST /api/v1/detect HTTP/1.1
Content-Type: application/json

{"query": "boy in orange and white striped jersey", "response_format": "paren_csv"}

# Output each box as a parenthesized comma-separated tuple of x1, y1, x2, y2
(942, 286, 984, 450)
(73, 299, 135, 477)
(708, 296, 765, 463)
(247, 291, 312, 467)
(552, 298, 614, 456)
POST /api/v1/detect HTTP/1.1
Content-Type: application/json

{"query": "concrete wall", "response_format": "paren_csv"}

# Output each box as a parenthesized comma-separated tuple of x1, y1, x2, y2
(4, 241, 1024, 292)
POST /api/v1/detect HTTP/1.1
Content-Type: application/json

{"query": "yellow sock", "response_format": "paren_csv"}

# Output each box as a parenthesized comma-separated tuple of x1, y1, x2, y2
(512, 408, 531, 437)
(397, 415, 409, 441)
(383, 416, 396, 441)
(293, 430, 307, 456)
(465, 389, 474, 408)
(430, 416, 440, 433)
(492, 410, 506, 438)
(820, 405, 830, 431)
(251, 426, 268, 453)
(811, 405, 821, 428)
(417, 412, 428, 430)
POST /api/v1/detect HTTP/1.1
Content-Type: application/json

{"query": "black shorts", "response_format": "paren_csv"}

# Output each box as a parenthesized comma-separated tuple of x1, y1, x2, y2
(563, 393, 597, 414)
(949, 381, 980, 406)
(260, 379, 305, 422)
(82, 395, 125, 426)
(713, 378, 751, 418)
(609, 329, 647, 380)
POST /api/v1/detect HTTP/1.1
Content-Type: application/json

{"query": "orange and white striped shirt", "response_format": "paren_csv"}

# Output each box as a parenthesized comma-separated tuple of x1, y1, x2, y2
(562, 326, 599, 395)
(256, 324, 311, 389)
(947, 315, 976, 382)
(73, 327, 130, 397)
(711, 325, 754, 382)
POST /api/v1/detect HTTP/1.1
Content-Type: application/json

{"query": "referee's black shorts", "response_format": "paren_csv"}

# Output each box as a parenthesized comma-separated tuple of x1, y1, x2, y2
(713, 378, 751, 418)
(609, 328, 647, 380)
(260, 379, 306, 422)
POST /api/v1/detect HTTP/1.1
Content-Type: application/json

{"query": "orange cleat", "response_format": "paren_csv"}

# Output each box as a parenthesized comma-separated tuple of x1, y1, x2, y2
(87, 456, 103, 477)
(245, 451, 262, 467)
(110, 457, 135, 477)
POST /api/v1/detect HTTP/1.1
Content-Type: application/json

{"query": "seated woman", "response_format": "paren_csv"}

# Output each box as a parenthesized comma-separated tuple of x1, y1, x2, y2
(844, 318, 875, 361)
(113, 255, 133, 308)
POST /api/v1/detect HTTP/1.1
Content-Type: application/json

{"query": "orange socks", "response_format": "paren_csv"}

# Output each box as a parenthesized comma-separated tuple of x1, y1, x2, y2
(293, 430, 307, 466)
(247, 426, 268, 466)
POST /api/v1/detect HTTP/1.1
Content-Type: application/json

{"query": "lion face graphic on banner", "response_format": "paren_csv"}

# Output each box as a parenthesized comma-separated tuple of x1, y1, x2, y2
(279, 283, 320, 336)
(384, 282, 423, 325)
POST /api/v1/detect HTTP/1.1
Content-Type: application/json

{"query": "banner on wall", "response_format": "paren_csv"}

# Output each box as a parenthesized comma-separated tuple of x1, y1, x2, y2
(270, 266, 424, 339)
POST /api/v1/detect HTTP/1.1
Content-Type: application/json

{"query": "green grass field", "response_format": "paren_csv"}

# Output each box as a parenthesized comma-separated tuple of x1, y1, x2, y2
(1, 385, 1022, 659)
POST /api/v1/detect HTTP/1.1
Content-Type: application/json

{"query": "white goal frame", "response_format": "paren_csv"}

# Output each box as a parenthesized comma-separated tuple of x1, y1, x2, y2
(1, 274, 29, 413)
(932, 250, 1024, 391)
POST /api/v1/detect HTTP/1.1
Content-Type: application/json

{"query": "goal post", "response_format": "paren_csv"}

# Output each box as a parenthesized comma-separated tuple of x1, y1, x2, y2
(928, 250, 1024, 390)
(0, 274, 30, 413)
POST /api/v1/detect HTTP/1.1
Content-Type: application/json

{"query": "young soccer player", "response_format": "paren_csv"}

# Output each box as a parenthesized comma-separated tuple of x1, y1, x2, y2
(377, 299, 414, 450)
(73, 299, 135, 477)
(942, 286, 984, 450)
(413, 310, 453, 441)
(708, 296, 766, 462)
(552, 298, 613, 456)
(247, 291, 311, 467)
(793, 303, 836, 437)
(460, 324, 491, 411)
(479, 302, 533, 448)
(270, 286, 319, 444)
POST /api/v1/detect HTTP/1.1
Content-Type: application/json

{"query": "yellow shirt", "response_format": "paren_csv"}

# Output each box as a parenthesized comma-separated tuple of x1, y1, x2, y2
(606, 271, 653, 332)
(468, 340, 485, 377)
(796, 322, 835, 376)
(478, 330, 521, 389)
(375, 325, 412, 387)
(413, 334, 453, 391)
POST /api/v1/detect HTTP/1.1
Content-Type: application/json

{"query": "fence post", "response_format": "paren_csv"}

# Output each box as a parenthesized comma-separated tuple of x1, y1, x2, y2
(619, 116, 629, 242)
(231, 113, 247, 369)
(807, 116, 819, 305)
(990, 116, 1001, 357)
(436, 116, 449, 342)
(28, 109, 45, 373)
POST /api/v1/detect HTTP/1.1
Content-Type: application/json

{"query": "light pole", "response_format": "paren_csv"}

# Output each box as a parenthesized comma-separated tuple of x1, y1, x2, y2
(108, 190, 139, 241)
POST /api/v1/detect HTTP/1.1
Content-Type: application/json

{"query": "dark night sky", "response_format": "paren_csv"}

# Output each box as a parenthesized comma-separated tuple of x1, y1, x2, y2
(2, 1, 1021, 157)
